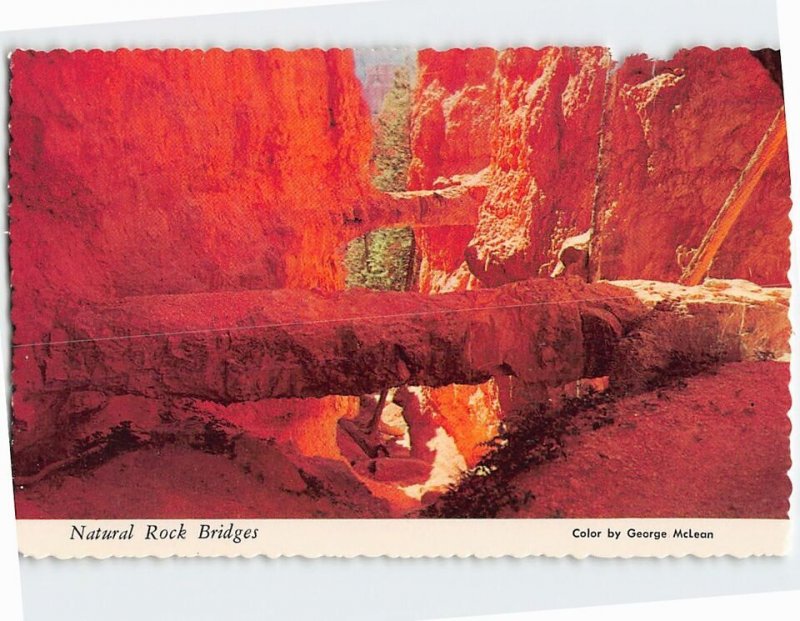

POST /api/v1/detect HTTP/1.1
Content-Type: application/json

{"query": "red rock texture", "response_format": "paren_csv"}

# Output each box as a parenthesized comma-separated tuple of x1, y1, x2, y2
(15, 273, 788, 487)
(9, 49, 374, 343)
(13, 279, 642, 404)
(407, 48, 497, 189)
(365, 183, 484, 229)
(11, 389, 391, 519)
(590, 48, 790, 285)
(462, 48, 612, 285)
(15, 441, 390, 519)
(406, 47, 789, 288)
(612, 279, 791, 372)
(420, 381, 501, 468)
(411, 224, 477, 293)
(200, 396, 359, 464)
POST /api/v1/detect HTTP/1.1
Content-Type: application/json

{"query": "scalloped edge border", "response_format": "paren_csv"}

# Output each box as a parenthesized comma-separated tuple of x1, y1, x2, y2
(15, 518, 790, 559)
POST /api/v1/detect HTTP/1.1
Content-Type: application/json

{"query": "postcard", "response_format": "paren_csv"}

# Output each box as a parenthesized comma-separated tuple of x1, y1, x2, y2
(8, 46, 791, 557)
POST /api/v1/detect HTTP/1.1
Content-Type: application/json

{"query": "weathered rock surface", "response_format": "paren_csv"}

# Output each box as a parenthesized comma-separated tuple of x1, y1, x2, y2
(406, 47, 789, 288)
(610, 279, 790, 390)
(462, 48, 612, 285)
(15, 432, 391, 518)
(417, 381, 502, 468)
(364, 182, 484, 229)
(411, 224, 478, 293)
(407, 48, 497, 189)
(15, 276, 787, 410)
(8, 49, 488, 501)
(591, 49, 790, 285)
(14, 279, 642, 405)
(10, 49, 376, 341)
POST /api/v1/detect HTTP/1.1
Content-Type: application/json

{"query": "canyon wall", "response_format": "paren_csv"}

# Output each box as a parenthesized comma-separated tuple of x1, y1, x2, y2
(10, 49, 381, 507)
(406, 47, 789, 288)
(379, 46, 790, 497)
(17, 47, 781, 330)
(10, 49, 374, 343)
(10, 49, 492, 510)
(591, 48, 790, 284)
(406, 46, 614, 289)
(407, 48, 497, 189)
(465, 47, 613, 285)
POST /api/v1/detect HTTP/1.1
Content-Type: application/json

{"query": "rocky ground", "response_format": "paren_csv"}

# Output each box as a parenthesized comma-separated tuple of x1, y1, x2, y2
(15, 360, 789, 520)
(428, 361, 790, 519)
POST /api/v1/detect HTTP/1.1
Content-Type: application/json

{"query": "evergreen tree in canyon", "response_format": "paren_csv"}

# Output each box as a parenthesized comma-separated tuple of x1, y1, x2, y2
(372, 66, 412, 192)
(344, 227, 414, 291)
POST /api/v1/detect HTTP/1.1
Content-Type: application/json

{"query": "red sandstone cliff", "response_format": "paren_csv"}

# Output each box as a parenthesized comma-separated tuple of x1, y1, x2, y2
(465, 47, 612, 285)
(590, 48, 790, 284)
(406, 48, 613, 286)
(10, 49, 382, 513)
(406, 47, 789, 288)
(372, 47, 791, 494)
(10, 49, 374, 342)
(407, 48, 497, 189)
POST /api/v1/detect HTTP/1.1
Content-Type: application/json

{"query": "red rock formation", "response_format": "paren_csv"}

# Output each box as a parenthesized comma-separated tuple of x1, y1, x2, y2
(18, 276, 788, 409)
(408, 47, 789, 288)
(364, 182, 484, 229)
(9, 49, 389, 510)
(9, 49, 374, 344)
(411, 224, 478, 293)
(15, 434, 391, 519)
(8, 49, 494, 513)
(396, 220, 490, 496)
(202, 396, 360, 464)
(464, 47, 613, 286)
(590, 48, 790, 285)
(9, 47, 792, 519)
(407, 48, 497, 189)
(14, 279, 641, 405)
(609, 279, 790, 390)
(419, 381, 501, 468)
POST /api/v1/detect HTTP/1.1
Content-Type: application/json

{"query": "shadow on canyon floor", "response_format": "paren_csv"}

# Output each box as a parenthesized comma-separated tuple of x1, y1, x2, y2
(424, 360, 790, 519)
(13, 360, 790, 520)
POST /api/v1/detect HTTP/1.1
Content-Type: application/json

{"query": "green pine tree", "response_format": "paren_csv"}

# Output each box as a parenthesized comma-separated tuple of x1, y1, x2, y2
(344, 226, 415, 291)
(373, 66, 412, 192)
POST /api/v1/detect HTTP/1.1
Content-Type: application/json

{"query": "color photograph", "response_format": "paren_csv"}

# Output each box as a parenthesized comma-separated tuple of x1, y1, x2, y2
(8, 46, 791, 522)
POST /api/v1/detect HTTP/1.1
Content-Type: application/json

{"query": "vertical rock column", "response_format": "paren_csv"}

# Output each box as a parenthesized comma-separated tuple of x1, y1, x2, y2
(465, 47, 612, 286)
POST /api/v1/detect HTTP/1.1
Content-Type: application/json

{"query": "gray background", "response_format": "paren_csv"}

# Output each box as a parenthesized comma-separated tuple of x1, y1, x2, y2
(2, 1, 797, 619)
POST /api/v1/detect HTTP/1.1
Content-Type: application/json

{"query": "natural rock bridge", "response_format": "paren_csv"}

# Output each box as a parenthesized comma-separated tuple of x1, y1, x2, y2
(15, 278, 788, 405)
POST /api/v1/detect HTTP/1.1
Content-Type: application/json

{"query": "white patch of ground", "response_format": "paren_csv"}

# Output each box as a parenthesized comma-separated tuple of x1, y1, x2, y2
(612, 278, 789, 309)
(399, 426, 468, 501)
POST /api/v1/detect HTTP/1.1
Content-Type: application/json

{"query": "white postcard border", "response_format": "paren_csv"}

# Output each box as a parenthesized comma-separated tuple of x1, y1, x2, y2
(17, 518, 790, 559)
